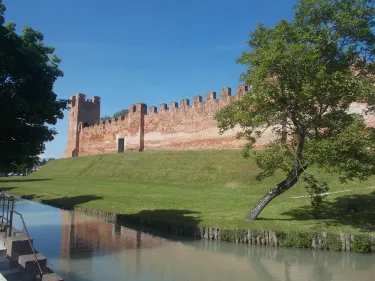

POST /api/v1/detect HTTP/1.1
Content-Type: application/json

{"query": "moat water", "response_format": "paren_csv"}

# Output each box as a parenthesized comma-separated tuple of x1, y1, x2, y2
(10, 199, 375, 281)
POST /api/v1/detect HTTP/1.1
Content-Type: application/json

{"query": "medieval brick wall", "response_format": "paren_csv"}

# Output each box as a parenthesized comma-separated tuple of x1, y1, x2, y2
(63, 85, 375, 158)
(77, 103, 146, 156)
(143, 85, 277, 150)
(63, 84, 281, 157)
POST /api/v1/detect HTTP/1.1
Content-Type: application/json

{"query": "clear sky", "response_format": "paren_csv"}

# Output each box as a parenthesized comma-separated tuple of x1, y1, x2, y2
(3, 0, 296, 158)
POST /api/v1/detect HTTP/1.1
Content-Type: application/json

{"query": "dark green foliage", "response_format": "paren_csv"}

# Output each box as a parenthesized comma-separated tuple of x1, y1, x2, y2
(101, 109, 129, 121)
(303, 174, 329, 218)
(276, 231, 314, 248)
(0, 0, 68, 170)
(235, 229, 248, 242)
(100, 115, 111, 121)
(113, 109, 129, 119)
(296, 232, 315, 248)
(275, 231, 288, 246)
(220, 229, 236, 242)
(351, 235, 373, 253)
(326, 233, 342, 251)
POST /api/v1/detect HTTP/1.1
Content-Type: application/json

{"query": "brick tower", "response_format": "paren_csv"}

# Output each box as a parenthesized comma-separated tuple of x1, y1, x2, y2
(63, 94, 100, 158)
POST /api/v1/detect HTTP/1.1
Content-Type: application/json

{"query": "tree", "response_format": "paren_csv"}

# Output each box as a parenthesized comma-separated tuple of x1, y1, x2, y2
(38, 158, 48, 166)
(113, 109, 129, 119)
(100, 115, 112, 121)
(100, 109, 129, 121)
(215, 0, 375, 220)
(0, 0, 68, 171)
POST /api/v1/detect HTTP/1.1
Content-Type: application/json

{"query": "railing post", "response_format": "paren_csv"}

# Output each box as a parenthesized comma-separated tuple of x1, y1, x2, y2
(0, 193, 5, 231)
(7, 197, 15, 237)
(5, 198, 10, 236)
(8, 210, 13, 237)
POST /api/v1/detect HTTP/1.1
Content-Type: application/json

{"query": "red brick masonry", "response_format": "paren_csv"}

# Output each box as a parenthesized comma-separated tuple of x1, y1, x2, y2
(63, 85, 375, 157)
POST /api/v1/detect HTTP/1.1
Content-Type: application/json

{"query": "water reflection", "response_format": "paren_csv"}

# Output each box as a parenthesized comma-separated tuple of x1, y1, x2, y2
(11, 200, 375, 281)
(60, 211, 166, 258)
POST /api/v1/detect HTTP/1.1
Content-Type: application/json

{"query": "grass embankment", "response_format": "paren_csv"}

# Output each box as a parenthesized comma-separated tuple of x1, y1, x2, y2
(0, 150, 374, 234)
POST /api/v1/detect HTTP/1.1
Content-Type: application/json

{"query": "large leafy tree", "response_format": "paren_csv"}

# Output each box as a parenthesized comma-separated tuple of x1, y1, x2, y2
(0, 1, 68, 171)
(215, 0, 375, 220)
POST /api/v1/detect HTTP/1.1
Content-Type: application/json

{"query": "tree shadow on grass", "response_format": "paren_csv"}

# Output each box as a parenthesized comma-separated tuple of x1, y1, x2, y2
(281, 191, 375, 232)
(18, 194, 103, 210)
(0, 178, 51, 183)
(117, 209, 202, 240)
(0, 187, 16, 192)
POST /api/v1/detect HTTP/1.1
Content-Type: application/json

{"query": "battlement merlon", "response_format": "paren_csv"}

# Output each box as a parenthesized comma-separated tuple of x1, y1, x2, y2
(220, 87, 232, 98)
(236, 85, 249, 98)
(149, 106, 158, 114)
(181, 98, 190, 107)
(206, 91, 217, 101)
(69, 94, 101, 107)
(193, 96, 203, 106)
(129, 103, 147, 114)
(159, 103, 168, 111)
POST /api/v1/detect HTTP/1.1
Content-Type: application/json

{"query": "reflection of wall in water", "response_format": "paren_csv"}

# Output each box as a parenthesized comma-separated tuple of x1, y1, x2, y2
(59, 210, 166, 261)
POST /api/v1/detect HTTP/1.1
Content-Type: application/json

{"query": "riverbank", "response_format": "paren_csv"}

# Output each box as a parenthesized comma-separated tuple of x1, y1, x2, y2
(1, 150, 375, 252)
(5, 193, 375, 253)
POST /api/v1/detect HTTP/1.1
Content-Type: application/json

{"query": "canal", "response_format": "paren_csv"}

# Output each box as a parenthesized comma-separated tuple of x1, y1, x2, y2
(10, 199, 375, 281)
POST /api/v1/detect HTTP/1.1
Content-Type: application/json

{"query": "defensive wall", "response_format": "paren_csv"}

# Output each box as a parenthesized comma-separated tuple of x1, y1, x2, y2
(63, 84, 375, 158)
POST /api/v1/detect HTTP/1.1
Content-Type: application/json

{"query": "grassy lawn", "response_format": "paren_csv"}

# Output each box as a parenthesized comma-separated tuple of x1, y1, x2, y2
(1, 150, 374, 234)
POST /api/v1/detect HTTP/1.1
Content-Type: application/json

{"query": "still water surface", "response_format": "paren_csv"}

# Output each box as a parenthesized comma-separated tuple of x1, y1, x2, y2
(10, 199, 375, 281)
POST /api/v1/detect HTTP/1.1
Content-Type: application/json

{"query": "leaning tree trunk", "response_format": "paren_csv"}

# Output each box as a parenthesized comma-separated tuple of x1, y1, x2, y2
(246, 165, 306, 220)
(246, 130, 307, 220)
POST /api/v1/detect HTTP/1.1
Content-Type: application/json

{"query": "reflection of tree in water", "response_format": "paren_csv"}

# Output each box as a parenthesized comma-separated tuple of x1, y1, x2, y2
(245, 245, 282, 281)
(195, 241, 375, 281)
(136, 230, 141, 276)
(309, 264, 333, 281)
(284, 260, 291, 281)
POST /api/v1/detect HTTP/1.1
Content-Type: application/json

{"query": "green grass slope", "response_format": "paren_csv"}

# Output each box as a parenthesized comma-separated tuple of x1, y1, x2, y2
(1, 150, 374, 234)
(32, 150, 261, 183)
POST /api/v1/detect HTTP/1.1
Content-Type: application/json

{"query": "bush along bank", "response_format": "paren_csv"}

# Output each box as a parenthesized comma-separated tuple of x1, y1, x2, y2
(86, 209, 375, 254)
(131, 222, 375, 253)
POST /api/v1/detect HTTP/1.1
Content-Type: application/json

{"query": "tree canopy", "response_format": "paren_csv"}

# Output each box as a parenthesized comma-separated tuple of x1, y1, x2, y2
(100, 115, 112, 121)
(0, 0, 68, 171)
(215, 0, 375, 219)
(100, 109, 129, 121)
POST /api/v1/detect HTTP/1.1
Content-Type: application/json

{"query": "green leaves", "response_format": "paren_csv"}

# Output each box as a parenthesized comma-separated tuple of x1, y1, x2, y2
(303, 173, 329, 218)
(100, 108, 129, 121)
(113, 109, 129, 119)
(215, 0, 375, 215)
(305, 114, 375, 182)
(0, 1, 5, 26)
(252, 142, 295, 180)
(0, 0, 68, 170)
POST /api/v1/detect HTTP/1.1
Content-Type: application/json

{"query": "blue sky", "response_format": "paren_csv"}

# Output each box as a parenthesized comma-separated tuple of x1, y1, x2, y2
(3, 0, 296, 158)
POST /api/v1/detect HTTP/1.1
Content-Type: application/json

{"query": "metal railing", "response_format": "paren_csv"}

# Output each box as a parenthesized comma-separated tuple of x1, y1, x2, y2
(0, 193, 14, 233)
(0, 192, 44, 280)
(11, 210, 43, 280)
